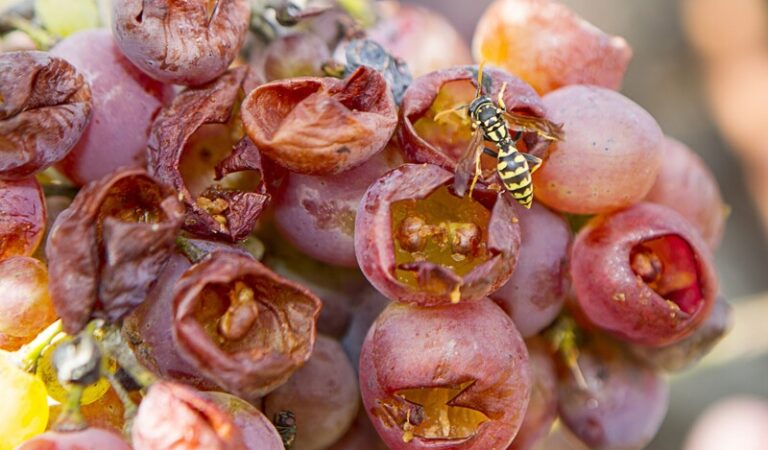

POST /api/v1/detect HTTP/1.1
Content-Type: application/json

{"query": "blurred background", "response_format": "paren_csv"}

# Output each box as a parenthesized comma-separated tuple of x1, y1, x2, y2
(405, 0, 768, 448)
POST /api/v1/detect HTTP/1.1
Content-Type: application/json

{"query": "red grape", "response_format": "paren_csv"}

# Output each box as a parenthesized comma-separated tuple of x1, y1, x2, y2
(557, 337, 669, 450)
(369, 2, 472, 77)
(535, 85, 663, 214)
(359, 299, 531, 449)
(491, 202, 570, 337)
(207, 392, 284, 450)
(50, 29, 173, 185)
(571, 203, 719, 346)
(273, 144, 403, 267)
(0, 257, 56, 351)
(473, 0, 632, 94)
(112, 0, 250, 86)
(16, 428, 131, 450)
(508, 340, 558, 450)
(355, 163, 521, 305)
(0, 177, 46, 260)
(263, 335, 359, 450)
(644, 136, 726, 249)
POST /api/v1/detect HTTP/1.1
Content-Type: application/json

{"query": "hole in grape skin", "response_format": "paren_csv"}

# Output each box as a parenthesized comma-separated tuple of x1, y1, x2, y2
(630, 234, 703, 315)
(412, 80, 477, 161)
(390, 185, 492, 288)
(98, 177, 166, 225)
(192, 280, 261, 350)
(375, 381, 489, 442)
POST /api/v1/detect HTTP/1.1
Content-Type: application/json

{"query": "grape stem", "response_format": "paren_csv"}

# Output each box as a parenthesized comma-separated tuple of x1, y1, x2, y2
(12, 319, 63, 372)
(106, 371, 138, 439)
(100, 325, 157, 390)
(176, 235, 209, 264)
(55, 384, 87, 432)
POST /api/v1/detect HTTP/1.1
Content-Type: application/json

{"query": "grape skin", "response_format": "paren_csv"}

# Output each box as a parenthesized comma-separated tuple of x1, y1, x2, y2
(0, 354, 49, 450)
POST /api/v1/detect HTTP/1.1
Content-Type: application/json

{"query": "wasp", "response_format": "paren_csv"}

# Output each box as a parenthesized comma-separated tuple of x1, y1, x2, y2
(436, 64, 564, 208)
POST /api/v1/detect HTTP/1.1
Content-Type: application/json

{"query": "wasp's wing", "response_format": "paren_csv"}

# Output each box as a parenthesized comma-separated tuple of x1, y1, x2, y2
(503, 111, 565, 141)
(453, 128, 485, 197)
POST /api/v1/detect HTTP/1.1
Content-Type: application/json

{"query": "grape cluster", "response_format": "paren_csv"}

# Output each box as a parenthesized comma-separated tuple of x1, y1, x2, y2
(0, 0, 730, 449)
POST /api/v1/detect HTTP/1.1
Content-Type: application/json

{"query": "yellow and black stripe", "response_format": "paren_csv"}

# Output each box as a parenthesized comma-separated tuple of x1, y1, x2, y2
(497, 141, 534, 208)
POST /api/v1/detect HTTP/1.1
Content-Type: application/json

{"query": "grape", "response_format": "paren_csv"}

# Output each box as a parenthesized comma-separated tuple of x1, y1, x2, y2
(273, 144, 403, 268)
(34, 0, 100, 37)
(557, 337, 669, 450)
(132, 381, 246, 450)
(0, 257, 56, 351)
(472, 0, 632, 94)
(0, 353, 49, 450)
(47, 387, 130, 435)
(359, 299, 531, 450)
(508, 339, 558, 450)
(207, 392, 284, 450)
(630, 297, 732, 372)
(341, 286, 390, 371)
(355, 163, 521, 306)
(16, 428, 131, 449)
(570, 203, 719, 346)
(122, 252, 219, 390)
(241, 66, 398, 175)
(262, 231, 370, 338)
(112, 0, 250, 86)
(328, 409, 388, 450)
(50, 29, 173, 186)
(534, 85, 663, 214)
(172, 251, 321, 400)
(263, 335, 359, 450)
(490, 203, 570, 337)
(369, 2, 472, 77)
(644, 136, 726, 248)
(400, 66, 545, 170)
(35, 336, 112, 405)
(255, 33, 330, 82)
(0, 177, 46, 260)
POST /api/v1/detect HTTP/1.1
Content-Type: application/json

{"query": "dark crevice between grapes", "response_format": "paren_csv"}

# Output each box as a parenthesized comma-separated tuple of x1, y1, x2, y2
(630, 234, 703, 315)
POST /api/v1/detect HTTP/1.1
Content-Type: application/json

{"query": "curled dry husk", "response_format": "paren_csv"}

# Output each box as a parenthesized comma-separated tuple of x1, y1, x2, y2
(399, 66, 546, 169)
(132, 381, 246, 450)
(355, 163, 521, 306)
(112, 0, 250, 86)
(0, 51, 92, 180)
(46, 168, 184, 334)
(148, 66, 270, 242)
(241, 66, 398, 175)
(173, 251, 322, 400)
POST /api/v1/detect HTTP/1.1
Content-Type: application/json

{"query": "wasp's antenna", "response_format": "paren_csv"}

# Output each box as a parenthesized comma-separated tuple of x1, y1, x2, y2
(476, 61, 486, 97)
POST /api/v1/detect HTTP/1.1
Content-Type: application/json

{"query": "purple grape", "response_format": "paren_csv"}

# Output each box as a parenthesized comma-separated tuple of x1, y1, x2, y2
(491, 202, 570, 337)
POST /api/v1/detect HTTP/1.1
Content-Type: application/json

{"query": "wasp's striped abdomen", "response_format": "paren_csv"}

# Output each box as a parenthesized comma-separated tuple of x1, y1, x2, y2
(497, 141, 533, 208)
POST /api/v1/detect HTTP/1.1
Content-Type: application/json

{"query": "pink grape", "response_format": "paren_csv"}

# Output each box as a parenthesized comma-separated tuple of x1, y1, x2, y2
(491, 202, 570, 337)
(50, 29, 173, 186)
(274, 144, 403, 268)
(644, 136, 726, 249)
(534, 85, 663, 214)
(0, 256, 56, 351)
(263, 335, 359, 450)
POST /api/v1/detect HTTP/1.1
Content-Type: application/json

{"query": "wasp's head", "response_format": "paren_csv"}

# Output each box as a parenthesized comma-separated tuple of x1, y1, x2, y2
(468, 95, 497, 124)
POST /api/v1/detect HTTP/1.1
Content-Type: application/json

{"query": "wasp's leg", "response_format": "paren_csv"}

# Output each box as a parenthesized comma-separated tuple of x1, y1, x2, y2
(497, 82, 508, 111)
(523, 152, 544, 174)
(469, 147, 498, 196)
(433, 104, 469, 125)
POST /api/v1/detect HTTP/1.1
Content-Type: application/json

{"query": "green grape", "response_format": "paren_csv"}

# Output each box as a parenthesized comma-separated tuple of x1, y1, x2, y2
(34, 0, 100, 37)
(0, 353, 48, 450)
(36, 337, 112, 405)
